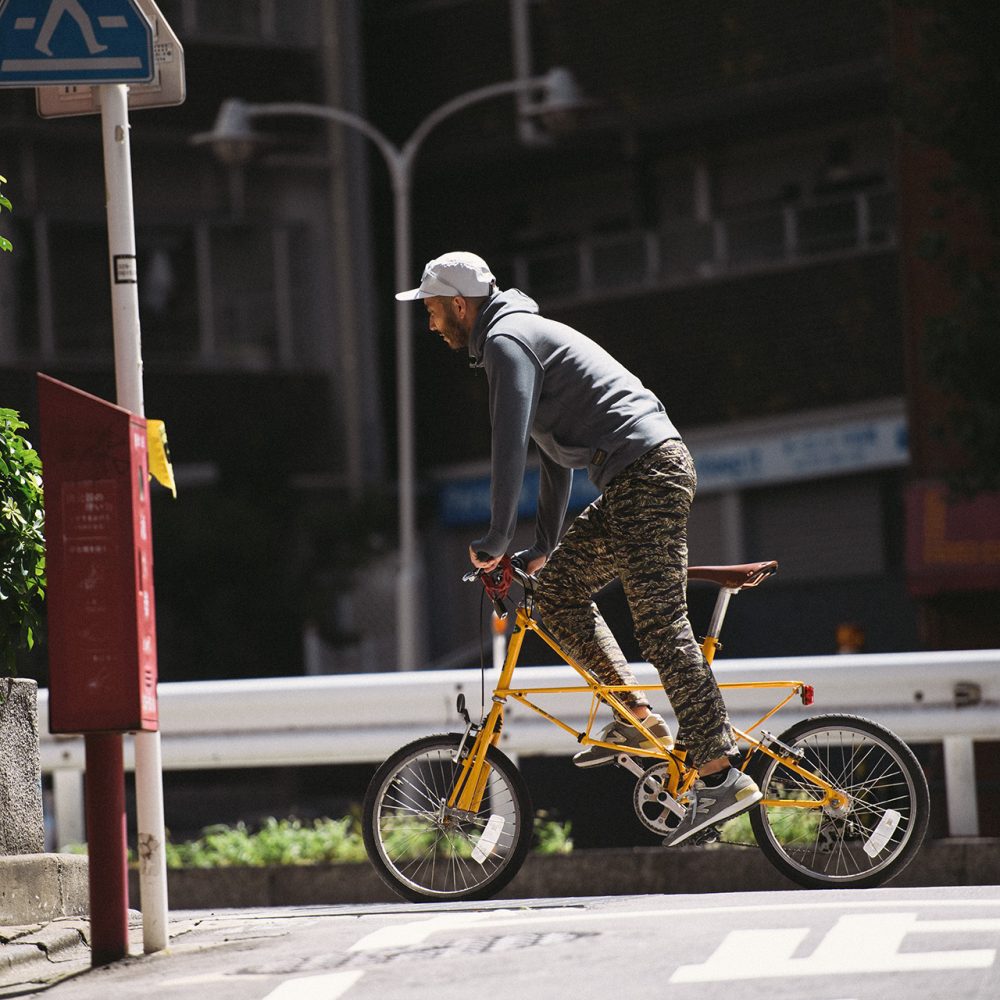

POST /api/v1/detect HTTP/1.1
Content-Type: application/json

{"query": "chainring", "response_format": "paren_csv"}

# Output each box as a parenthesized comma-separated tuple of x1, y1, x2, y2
(632, 760, 690, 836)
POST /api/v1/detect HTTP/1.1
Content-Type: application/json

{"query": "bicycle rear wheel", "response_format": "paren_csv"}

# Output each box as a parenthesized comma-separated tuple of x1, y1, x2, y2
(362, 733, 533, 903)
(747, 714, 929, 889)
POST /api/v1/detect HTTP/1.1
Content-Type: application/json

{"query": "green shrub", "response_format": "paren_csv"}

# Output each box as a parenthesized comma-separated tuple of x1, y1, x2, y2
(0, 409, 45, 674)
(720, 798, 822, 846)
(65, 811, 575, 866)
(534, 811, 574, 854)
(164, 817, 368, 868)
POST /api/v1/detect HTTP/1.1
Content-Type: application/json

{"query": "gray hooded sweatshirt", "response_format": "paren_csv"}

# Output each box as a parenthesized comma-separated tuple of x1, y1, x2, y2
(469, 288, 679, 561)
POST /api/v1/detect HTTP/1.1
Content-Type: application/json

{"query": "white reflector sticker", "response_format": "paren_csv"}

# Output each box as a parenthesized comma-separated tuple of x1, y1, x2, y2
(471, 814, 505, 864)
(863, 808, 902, 857)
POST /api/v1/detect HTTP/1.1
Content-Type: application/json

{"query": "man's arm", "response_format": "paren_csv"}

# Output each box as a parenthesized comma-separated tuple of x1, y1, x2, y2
(470, 334, 542, 560)
(515, 447, 571, 570)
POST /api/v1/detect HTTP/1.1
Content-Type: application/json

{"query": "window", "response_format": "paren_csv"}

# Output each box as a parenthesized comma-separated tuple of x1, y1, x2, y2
(166, 0, 319, 45)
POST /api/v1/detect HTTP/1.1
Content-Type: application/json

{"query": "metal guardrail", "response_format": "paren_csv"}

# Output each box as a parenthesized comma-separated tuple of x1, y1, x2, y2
(38, 648, 1000, 847)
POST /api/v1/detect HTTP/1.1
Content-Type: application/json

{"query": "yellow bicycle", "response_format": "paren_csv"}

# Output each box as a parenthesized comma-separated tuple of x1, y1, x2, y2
(362, 558, 929, 902)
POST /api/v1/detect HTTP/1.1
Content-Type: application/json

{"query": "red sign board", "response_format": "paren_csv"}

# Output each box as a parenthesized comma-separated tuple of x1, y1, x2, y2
(37, 375, 158, 733)
(906, 480, 1000, 597)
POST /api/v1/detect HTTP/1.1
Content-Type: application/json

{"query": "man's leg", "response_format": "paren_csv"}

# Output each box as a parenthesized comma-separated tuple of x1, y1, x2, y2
(533, 496, 651, 711)
(607, 441, 737, 769)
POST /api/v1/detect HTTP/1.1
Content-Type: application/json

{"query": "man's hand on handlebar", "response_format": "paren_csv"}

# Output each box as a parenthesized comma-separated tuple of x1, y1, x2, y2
(469, 546, 502, 572)
(468, 547, 546, 577)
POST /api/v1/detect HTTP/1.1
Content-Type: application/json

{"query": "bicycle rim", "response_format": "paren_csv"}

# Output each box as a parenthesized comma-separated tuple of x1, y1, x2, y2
(363, 734, 532, 902)
(749, 714, 928, 888)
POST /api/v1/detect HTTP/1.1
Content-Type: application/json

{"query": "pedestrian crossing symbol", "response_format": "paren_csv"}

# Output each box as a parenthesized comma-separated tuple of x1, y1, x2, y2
(0, 0, 154, 86)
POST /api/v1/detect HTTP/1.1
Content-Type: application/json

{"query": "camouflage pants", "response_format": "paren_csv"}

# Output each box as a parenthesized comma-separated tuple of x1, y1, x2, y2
(533, 439, 736, 768)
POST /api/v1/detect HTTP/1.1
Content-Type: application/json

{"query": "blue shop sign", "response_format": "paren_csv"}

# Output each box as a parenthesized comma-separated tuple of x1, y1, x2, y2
(439, 468, 599, 527)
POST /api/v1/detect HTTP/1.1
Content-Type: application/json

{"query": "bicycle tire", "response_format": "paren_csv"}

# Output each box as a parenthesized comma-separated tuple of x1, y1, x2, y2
(362, 733, 533, 903)
(747, 713, 929, 889)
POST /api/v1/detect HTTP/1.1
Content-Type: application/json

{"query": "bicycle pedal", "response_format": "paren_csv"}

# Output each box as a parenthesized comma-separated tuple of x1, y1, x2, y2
(689, 825, 722, 847)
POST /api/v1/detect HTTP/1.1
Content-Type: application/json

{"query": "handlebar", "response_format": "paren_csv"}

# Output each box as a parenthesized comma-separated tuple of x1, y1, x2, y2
(463, 555, 535, 618)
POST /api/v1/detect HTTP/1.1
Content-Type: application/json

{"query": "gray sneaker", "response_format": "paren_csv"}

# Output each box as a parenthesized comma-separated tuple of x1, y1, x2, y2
(572, 713, 673, 768)
(661, 768, 762, 846)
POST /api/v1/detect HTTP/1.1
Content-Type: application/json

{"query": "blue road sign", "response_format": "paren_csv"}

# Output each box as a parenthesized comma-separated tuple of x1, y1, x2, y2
(0, 0, 154, 87)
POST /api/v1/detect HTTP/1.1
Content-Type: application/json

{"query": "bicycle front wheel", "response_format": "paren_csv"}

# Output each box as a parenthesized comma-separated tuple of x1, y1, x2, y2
(747, 714, 929, 889)
(362, 734, 533, 903)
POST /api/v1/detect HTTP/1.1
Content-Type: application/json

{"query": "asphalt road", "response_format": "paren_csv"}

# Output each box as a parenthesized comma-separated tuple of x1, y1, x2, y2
(27, 885, 1000, 1000)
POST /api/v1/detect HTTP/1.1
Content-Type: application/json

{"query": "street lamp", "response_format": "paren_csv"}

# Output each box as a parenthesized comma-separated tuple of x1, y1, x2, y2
(195, 67, 587, 671)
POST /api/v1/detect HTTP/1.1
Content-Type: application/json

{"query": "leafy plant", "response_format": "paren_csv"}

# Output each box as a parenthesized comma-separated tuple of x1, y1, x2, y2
(163, 817, 368, 868)
(720, 796, 821, 846)
(0, 175, 11, 253)
(534, 810, 574, 854)
(65, 811, 576, 866)
(1, 410, 45, 675)
(719, 811, 756, 845)
(377, 813, 474, 861)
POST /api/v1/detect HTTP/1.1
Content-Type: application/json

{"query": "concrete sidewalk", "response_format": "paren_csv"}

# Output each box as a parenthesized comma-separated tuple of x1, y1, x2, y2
(0, 919, 92, 995)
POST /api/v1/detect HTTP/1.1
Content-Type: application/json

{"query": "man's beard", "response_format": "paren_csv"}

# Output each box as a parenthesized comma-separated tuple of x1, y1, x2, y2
(439, 312, 469, 350)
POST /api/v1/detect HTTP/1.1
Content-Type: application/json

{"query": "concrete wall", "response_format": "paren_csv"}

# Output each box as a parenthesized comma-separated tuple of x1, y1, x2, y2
(0, 679, 44, 855)
(132, 838, 1000, 910)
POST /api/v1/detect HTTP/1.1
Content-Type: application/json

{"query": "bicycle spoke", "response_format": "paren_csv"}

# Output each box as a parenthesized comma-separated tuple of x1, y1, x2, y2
(364, 735, 531, 901)
(751, 716, 927, 888)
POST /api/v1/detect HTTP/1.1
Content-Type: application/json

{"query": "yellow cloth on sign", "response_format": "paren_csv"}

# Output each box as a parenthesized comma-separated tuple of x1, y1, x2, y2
(146, 419, 177, 498)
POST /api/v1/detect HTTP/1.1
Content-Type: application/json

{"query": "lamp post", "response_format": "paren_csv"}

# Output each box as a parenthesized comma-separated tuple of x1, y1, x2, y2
(198, 68, 585, 671)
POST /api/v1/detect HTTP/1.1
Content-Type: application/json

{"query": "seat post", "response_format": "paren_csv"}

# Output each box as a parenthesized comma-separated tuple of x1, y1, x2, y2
(702, 587, 738, 664)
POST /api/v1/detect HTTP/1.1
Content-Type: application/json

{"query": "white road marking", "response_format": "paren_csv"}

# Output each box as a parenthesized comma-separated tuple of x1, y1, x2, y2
(349, 896, 1000, 952)
(348, 907, 581, 951)
(350, 913, 479, 951)
(161, 972, 260, 987)
(671, 913, 998, 982)
(262, 970, 363, 1000)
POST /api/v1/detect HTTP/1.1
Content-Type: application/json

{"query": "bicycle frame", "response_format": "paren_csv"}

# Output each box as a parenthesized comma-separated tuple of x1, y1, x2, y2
(447, 581, 850, 819)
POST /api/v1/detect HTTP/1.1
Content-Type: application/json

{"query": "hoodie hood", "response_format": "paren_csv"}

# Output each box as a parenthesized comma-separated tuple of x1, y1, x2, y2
(468, 287, 540, 367)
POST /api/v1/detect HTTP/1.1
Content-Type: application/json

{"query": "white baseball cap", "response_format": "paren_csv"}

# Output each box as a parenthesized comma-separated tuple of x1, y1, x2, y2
(395, 251, 496, 301)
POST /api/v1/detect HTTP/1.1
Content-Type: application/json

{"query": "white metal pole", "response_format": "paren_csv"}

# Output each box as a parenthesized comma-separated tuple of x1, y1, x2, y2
(99, 83, 169, 954)
(102, 85, 144, 415)
(943, 735, 979, 837)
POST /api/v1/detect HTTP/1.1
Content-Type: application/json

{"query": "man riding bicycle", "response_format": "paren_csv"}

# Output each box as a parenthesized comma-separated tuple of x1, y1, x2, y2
(397, 251, 761, 845)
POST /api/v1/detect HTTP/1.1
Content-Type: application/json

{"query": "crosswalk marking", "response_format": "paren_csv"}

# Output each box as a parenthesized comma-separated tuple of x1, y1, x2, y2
(671, 913, 998, 982)
(261, 970, 363, 1000)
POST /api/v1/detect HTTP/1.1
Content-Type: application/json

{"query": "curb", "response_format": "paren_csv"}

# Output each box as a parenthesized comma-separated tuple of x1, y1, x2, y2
(127, 836, 1000, 908)
(0, 854, 89, 926)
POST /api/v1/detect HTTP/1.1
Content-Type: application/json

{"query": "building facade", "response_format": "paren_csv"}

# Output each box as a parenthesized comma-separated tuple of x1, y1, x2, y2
(4, 1, 992, 682)
(368, 0, 922, 664)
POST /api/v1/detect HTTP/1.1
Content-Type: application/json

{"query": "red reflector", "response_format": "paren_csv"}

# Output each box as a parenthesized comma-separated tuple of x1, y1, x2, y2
(801, 685, 815, 706)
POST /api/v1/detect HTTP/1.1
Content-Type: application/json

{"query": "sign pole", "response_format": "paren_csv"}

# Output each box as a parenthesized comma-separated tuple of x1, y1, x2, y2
(84, 733, 129, 965)
(99, 80, 169, 954)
